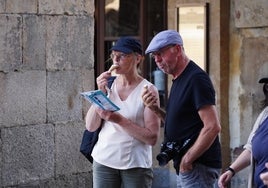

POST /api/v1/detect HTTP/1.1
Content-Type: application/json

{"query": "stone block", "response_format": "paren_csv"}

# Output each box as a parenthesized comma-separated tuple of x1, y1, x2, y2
(46, 16, 94, 71)
(234, 0, 268, 28)
(5, 0, 37, 13)
(0, 15, 22, 72)
(55, 121, 92, 175)
(241, 37, 268, 86)
(47, 70, 83, 122)
(240, 37, 268, 143)
(0, 133, 2, 186)
(1, 124, 54, 186)
(81, 69, 95, 118)
(39, 0, 93, 15)
(22, 15, 46, 70)
(38, 172, 93, 188)
(0, 0, 5, 12)
(85, 0, 94, 16)
(0, 71, 46, 127)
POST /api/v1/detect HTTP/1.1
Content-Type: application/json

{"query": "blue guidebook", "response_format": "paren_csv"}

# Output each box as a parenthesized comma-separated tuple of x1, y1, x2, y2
(81, 90, 120, 112)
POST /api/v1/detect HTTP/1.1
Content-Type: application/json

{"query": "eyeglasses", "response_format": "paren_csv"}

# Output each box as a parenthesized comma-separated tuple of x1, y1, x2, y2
(151, 45, 176, 59)
(110, 53, 131, 61)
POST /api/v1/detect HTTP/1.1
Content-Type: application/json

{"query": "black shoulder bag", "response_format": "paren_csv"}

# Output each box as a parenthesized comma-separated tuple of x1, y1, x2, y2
(80, 76, 116, 163)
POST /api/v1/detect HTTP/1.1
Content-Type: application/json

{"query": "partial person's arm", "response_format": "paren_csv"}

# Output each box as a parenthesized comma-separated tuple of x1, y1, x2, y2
(218, 149, 251, 188)
(180, 105, 221, 172)
(85, 70, 113, 131)
(85, 105, 102, 131)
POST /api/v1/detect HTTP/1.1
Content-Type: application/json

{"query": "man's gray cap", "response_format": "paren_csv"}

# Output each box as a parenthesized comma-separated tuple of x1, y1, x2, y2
(145, 30, 183, 54)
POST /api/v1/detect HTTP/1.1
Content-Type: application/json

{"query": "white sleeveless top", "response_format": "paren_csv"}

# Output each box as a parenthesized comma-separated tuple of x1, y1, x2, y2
(92, 78, 153, 169)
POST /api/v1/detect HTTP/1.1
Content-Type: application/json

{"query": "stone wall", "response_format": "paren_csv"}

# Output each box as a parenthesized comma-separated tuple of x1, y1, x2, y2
(0, 0, 95, 187)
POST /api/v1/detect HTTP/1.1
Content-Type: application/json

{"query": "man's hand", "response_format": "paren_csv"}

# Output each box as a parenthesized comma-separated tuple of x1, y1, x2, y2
(179, 156, 193, 173)
(141, 85, 159, 112)
(141, 85, 166, 122)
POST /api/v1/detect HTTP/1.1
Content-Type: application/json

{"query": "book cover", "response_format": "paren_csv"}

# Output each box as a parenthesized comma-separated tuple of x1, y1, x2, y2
(81, 90, 120, 112)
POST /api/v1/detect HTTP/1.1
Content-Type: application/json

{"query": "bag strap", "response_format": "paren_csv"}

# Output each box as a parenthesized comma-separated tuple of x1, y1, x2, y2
(107, 76, 116, 89)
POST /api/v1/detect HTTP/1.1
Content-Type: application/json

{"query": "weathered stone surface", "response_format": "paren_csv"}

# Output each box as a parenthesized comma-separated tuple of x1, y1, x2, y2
(41, 173, 93, 187)
(22, 15, 46, 70)
(0, 132, 2, 187)
(81, 69, 95, 117)
(47, 70, 82, 123)
(0, 71, 46, 127)
(5, 0, 37, 14)
(240, 37, 268, 144)
(1, 124, 54, 186)
(85, 0, 94, 15)
(234, 0, 268, 28)
(39, 0, 93, 15)
(0, 0, 96, 187)
(46, 16, 94, 71)
(55, 121, 92, 175)
(0, 15, 22, 72)
(0, 0, 5, 13)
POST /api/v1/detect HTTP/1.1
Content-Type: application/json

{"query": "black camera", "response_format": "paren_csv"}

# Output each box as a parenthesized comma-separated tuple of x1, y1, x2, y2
(156, 138, 193, 166)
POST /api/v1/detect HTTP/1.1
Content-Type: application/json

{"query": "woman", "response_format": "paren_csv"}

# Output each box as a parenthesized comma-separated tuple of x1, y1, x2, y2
(85, 36, 161, 188)
(218, 77, 268, 188)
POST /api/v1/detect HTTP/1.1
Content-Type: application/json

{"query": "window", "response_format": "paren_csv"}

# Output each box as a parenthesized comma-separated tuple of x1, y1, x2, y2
(95, 0, 167, 106)
(103, 0, 140, 71)
(95, 0, 167, 76)
(176, 4, 209, 71)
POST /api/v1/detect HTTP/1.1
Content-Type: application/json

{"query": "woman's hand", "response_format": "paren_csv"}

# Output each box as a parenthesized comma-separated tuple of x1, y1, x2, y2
(96, 71, 112, 93)
(95, 107, 122, 124)
(218, 170, 233, 188)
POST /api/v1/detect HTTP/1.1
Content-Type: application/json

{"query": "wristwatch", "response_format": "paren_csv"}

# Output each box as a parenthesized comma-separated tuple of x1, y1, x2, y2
(226, 167, 236, 176)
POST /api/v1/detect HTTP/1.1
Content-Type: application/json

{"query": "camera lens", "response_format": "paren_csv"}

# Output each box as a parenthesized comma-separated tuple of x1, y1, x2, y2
(156, 152, 170, 166)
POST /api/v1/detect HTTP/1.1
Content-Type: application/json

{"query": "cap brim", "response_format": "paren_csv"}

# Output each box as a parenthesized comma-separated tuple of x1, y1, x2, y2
(259, 78, 268, 83)
(110, 46, 133, 54)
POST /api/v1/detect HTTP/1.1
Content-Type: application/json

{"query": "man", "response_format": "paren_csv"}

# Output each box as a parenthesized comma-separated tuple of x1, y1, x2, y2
(142, 30, 222, 188)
